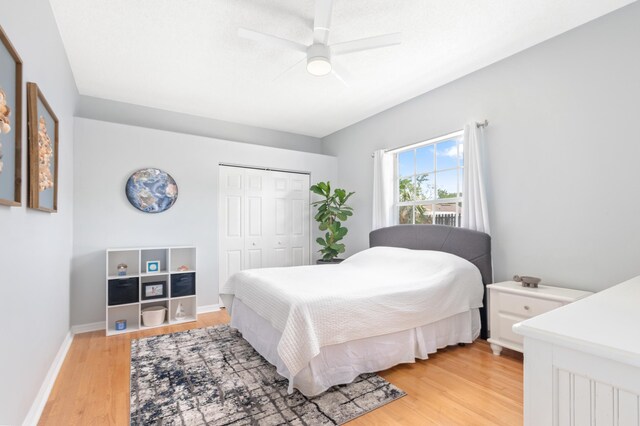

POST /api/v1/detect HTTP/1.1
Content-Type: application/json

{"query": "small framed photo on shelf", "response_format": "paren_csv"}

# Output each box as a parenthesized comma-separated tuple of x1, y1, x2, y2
(142, 281, 166, 300)
(146, 260, 160, 273)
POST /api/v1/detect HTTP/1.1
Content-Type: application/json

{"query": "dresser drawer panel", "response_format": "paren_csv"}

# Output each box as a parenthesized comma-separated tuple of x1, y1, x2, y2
(498, 292, 563, 318)
(497, 314, 524, 346)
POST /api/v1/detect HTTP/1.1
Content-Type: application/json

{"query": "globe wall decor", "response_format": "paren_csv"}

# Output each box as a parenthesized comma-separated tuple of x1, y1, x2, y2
(125, 168, 178, 213)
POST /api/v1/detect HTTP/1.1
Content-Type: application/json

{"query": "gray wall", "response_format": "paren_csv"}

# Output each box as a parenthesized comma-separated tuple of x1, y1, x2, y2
(77, 95, 323, 154)
(322, 2, 640, 293)
(0, 1, 78, 424)
(72, 118, 337, 326)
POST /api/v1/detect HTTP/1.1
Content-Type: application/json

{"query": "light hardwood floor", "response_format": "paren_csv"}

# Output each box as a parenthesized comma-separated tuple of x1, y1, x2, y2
(39, 310, 523, 425)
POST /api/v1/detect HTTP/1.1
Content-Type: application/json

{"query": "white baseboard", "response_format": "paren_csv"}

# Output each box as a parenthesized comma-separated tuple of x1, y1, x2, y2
(198, 304, 221, 314)
(70, 305, 221, 335)
(22, 331, 74, 426)
(24, 303, 221, 425)
(71, 321, 105, 334)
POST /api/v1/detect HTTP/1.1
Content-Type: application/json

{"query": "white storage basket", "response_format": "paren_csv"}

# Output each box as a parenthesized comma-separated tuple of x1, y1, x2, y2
(141, 306, 166, 327)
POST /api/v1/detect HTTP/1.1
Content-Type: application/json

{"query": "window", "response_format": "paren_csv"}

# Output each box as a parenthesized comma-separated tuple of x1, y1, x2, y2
(395, 131, 463, 226)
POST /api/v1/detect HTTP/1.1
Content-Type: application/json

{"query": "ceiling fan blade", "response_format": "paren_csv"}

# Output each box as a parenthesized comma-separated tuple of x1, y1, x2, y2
(238, 27, 307, 53)
(313, 0, 333, 45)
(273, 57, 307, 82)
(331, 61, 352, 87)
(332, 71, 348, 87)
(331, 32, 401, 56)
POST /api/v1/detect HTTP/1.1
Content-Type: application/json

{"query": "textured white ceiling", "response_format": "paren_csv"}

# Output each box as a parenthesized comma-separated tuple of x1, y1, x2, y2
(50, 0, 634, 137)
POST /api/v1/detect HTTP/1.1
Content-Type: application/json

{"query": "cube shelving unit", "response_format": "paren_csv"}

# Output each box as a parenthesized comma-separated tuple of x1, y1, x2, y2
(105, 246, 197, 336)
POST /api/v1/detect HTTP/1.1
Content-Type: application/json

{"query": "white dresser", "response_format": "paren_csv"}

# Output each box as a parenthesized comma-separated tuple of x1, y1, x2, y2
(514, 275, 640, 426)
(487, 281, 592, 355)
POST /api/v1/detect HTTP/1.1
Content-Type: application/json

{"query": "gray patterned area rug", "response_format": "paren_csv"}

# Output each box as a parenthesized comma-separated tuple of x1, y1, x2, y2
(130, 324, 405, 425)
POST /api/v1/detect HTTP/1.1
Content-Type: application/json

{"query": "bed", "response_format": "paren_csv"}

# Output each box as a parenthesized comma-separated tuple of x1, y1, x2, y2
(220, 224, 492, 396)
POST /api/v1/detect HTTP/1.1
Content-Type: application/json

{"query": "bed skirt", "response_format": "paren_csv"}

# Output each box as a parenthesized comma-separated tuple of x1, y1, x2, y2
(230, 298, 480, 396)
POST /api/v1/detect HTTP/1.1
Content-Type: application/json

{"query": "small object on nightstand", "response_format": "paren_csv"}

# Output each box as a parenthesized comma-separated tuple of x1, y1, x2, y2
(177, 265, 189, 271)
(115, 319, 127, 331)
(513, 274, 541, 288)
(117, 263, 128, 276)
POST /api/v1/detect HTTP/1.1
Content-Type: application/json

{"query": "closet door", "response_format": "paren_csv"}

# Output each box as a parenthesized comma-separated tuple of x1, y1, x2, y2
(218, 166, 310, 288)
(218, 166, 244, 288)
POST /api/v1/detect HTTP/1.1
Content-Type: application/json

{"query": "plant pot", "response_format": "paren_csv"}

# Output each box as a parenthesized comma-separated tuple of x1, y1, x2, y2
(316, 258, 344, 265)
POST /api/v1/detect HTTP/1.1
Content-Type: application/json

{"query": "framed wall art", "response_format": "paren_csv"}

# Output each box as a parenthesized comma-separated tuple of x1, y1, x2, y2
(27, 82, 58, 212)
(0, 25, 23, 207)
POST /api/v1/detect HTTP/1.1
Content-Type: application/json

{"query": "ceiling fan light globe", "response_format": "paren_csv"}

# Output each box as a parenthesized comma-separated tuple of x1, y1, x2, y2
(307, 57, 332, 76)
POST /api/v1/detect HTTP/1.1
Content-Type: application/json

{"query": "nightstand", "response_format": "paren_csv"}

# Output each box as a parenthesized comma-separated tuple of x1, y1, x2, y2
(487, 281, 592, 355)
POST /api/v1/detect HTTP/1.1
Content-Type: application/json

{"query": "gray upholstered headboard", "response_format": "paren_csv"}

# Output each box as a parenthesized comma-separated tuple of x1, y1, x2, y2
(369, 224, 492, 339)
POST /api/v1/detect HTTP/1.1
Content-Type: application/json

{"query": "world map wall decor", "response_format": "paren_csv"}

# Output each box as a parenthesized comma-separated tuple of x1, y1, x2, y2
(125, 168, 178, 213)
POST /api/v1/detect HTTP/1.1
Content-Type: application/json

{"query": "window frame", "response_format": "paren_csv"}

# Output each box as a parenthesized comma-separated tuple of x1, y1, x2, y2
(393, 130, 464, 226)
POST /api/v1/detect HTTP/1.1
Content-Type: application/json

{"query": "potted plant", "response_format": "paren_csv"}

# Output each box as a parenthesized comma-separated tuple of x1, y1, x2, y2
(310, 181, 355, 264)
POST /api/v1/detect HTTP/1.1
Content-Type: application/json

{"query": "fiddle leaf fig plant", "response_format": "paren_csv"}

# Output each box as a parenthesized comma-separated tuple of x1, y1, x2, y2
(310, 181, 355, 261)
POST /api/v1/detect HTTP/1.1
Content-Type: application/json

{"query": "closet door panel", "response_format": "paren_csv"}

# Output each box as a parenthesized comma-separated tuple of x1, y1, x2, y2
(274, 175, 288, 192)
(291, 198, 304, 236)
(290, 174, 310, 266)
(226, 196, 242, 237)
(292, 247, 304, 266)
(245, 169, 269, 269)
(225, 172, 242, 191)
(268, 172, 291, 267)
(272, 248, 288, 267)
(246, 249, 263, 269)
(245, 195, 264, 270)
(219, 166, 245, 287)
(225, 250, 242, 278)
(246, 173, 262, 192)
(246, 197, 262, 237)
(274, 197, 288, 236)
(290, 177, 305, 192)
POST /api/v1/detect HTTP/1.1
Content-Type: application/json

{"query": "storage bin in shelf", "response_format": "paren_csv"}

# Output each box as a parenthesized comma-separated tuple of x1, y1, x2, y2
(141, 248, 168, 274)
(108, 277, 139, 306)
(107, 249, 139, 277)
(169, 296, 197, 323)
(171, 272, 196, 298)
(107, 304, 140, 335)
(170, 247, 197, 273)
(140, 301, 169, 328)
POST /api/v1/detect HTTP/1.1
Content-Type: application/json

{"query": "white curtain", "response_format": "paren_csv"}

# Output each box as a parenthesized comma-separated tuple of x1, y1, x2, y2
(462, 123, 491, 234)
(372, 149, 394, 230)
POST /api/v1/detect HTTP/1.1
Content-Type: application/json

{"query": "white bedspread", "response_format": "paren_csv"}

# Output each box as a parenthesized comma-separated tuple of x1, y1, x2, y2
(220, 246, 483, 379)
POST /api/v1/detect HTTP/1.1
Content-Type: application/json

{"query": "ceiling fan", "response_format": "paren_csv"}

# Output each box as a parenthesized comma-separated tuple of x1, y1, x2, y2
(238, 0, 401, 83)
